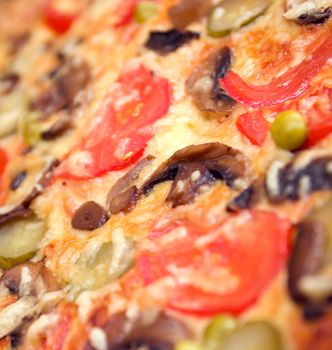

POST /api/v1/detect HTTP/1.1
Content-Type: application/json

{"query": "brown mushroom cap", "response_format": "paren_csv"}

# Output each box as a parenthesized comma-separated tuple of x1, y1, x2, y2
(141, 142, 251, 208)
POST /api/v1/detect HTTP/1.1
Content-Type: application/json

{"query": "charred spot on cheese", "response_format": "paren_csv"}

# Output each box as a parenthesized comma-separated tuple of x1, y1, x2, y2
(30, 58, 91, 119)
(72, 201, 109, 231)
(0, 262, 59, 296)
(145, 29, 200, 54)
(168, 0, 216, 29)
(285, 0, 332, 24)
(141, 143, 251, 208)
(0, 73, 20, 95)
(106, 156, 155, 215)
(186, 47, 236, 116)
(10, 171, 27, 191)
(0, 159, 59, 226)
(85, 311, 190, 350)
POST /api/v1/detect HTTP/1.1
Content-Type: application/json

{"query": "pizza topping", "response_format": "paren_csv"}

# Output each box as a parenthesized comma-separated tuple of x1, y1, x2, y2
(0, 262, 59, 296)
(203, 314, 238, 350)
(41, 114, 71, 140)
(71, 201, 109, 231)
(0, 158, 59, 226)
(288, 220, 326, 304)
(220, 33, 332, 108)
(31, 58, 90, 119)
(134, 1, 158, 23)
(0, 217, 45, 271)
(207, 0, 271, 38)
(137, 210, 291, 315)
(145, 29, 200, 54)
(0, 73, 20, 95)
(186, 47, 236, 116)
(57, 65, 170, 179)
(10, 171, 27, 191)
(43, 2, 79, 35)
(168, 0, 216, 29)
(270, 110, 308, 151)
(217, 321, 283, 350)
(236, 111, 270, 147)
(141, 143, 251, 207)
(86, 311, 190, 350)
(106, 156, 154, 214)
(285, 0, 332, 24)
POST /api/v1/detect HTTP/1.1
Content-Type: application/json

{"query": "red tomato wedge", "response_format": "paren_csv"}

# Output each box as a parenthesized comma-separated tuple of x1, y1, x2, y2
(44, 2, 79, 34)
(219, 34, 332, 108)
(137, 210, 292, 316)
(236, 111, 269, 146)
(56, 64, 171, 179)
(113, 0, 138, 28)
(0, 148, 7, 178)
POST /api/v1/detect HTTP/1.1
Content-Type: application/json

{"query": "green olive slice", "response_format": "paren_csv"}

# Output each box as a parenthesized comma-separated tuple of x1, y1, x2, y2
(221, 321, 283, 350)
(207, 0, 271, 38)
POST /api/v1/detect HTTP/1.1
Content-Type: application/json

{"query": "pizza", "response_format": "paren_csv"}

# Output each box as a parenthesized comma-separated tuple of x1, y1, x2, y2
(0, 0, 332, 349)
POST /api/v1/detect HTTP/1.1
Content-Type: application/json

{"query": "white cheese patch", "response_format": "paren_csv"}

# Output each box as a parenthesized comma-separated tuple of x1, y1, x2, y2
(89, 327, 108, 350)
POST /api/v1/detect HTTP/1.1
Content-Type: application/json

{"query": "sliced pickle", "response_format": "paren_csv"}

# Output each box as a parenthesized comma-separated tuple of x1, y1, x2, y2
(221, 321, 283, 350)
(207, 0, 271, 38)
(0, 217, 44, 270)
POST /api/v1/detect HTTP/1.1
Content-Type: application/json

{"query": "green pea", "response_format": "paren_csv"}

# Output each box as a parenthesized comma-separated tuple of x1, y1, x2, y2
(204, 315, 238, 350)
(174, 341, 202, 350)
(271, 110, 307, 151)
(134, 1, 158, 24)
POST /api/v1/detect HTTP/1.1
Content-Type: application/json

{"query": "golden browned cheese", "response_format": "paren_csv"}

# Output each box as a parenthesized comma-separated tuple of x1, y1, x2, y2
(0, 0, 331, 349)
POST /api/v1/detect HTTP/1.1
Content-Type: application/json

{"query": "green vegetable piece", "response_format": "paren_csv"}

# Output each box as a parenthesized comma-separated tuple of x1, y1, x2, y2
(204, 314, 238, 350)
(271, 110, 307, 151)
(134, 1, 158, 24)
(175, 341, 202, 350)
(221, 321, 283, 350)
(22, 112, 41, 146)
(0, 251, 36, 271)
(207, 0, 271, 38)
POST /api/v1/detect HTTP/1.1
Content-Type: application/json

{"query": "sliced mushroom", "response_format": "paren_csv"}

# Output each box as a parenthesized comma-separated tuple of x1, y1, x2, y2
(106, 156, 155, 215)
(186, 47, 236, 117)
(0, 262, 59, 297)
(30, 58, 91, 119)
(0, 73, 20, 95)
(284, 0, 332, 24)
(85, 311, 191, 350)
(228, 154, 332, 209)
(0, 159, 59, 226)
(145, 29, 200, 54)
(288, 220, 327, 304)
(168, 0, 217, 29)
(141, 143, 251, 208)
(71, 201, 109, 231)
(41, 114, 72, 140)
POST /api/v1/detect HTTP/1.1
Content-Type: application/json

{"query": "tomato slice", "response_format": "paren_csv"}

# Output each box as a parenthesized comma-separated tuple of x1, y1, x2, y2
(56, 64, 171, 179)
(220, 34, 332, 108)
(113, 0, 138, 28)
(44, 2, 79, 34)
(0, 148, 7, 179)
(137, 210, 292, 316)
(236, 111, 269, 146)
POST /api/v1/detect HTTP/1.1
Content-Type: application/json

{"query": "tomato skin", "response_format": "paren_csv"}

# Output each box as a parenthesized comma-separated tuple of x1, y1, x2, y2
(0, 148, 8, 178)
(56, 64, 171, 180)
(136, 210, 292, 316)
(236, 111, 269, 146)
(44, 3, 78, 34)
(113, 0, 138, 28)
(220, 34, 332, 108)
